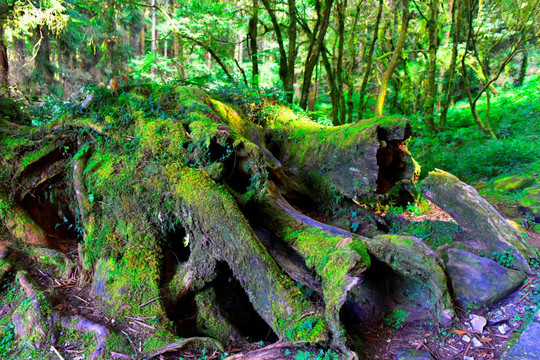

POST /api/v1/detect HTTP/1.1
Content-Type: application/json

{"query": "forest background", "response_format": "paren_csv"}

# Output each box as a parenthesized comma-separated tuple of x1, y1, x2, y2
(0, 0, 539, 222)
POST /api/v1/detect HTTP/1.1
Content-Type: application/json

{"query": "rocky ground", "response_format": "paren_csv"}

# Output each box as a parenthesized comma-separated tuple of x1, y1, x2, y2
(361, 212, 540, 360)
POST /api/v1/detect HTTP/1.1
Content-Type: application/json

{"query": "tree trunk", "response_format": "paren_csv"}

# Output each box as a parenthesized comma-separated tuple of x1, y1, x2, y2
(151, 0, 156, 53)
(0, 85, 416, 358)
(321, 46, 340, 126)
(286, 0, 297, 102)
(141, 25, 146, 55)
(335, 0, 347, 125)
(261, 0, 294, 103)
(358, 0, 383, 120)
(423, 0, 439, 132)
(375, 0, 410, 117)
(358, 0, 384, 120)
(515, 49, 528, 87)
(439, 0, 461, 130)
(299, 0, 334, 110)
(1, 83, 536, 359)
(0, 22, 8, 87)
(248, 0, 259, 87)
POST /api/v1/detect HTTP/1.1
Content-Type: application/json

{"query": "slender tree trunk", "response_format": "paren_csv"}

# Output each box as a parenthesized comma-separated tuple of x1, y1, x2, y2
(345, 0, 362, 123)
(423, 0, 439, 132)
(321, 47, 340, 125)
(151, 0, 156, 53)
(171, 0, 178, 57)
(375, 0, 410, 117)
(286, 0, 297, 102)
(248, 0, 259, 87)
(0, 22, 9, 86)
(439, 0, 461, 130)
(308, 62, 319, 112)
(35, 26, 54, 86)
(299, 0, 334, 110)
(335, 0, 347, 125)
(261, 0, 292, 103)
(141, 26, 146, 55)
(358, 0, 383, 120)
(515, 49, 528, 87)
(179, 40, 187, 78)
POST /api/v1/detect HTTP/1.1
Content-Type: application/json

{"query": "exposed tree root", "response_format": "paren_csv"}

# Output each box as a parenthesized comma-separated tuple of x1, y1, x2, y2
(54, 315, 110, 359)
(224, 341, 310, 360)
(143, 336, 224, 359)
(2, 84, 536, 360)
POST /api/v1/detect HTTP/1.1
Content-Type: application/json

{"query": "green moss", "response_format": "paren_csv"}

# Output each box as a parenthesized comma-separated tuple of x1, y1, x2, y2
(195, 288, 237, 343)
(264, 105, 413, 202)
(105, 331, 132, 355)
(18, 143, 58, 173)
(493, 175, 536, 193)
(281, 226, 370, 344)
(383, 308, 409, 329)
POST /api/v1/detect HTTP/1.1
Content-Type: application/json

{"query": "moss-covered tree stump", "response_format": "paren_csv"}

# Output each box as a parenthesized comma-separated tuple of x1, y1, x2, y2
(1, 83, 535, 359)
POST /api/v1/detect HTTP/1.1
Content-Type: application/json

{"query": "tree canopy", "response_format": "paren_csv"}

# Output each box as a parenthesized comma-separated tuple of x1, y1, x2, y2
(1, 0, 538, 130)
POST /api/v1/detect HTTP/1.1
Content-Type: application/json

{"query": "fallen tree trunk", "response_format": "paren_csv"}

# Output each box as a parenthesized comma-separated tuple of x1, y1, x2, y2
(1, 83, 534, 359)
(2, 84, 407, 357)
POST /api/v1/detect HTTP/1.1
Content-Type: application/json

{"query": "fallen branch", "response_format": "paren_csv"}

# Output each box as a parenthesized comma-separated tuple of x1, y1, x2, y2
(143, 337, 224, 360)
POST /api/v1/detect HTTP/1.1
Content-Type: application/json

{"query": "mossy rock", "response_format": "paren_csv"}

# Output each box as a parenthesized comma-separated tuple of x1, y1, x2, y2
(423, 169, 536, 273)
(518, 186, 540, 221)
(443, 248, 527, 310)
(195, 288, 240, 344)
(363, 235, 453, 324)
(493, 175, 536, 193)
(0, 95, 31, 126)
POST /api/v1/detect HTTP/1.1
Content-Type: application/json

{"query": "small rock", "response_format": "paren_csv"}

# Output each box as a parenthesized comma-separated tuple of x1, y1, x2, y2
(462, 335, 471, 342)
(487, 316, 509, 326)
(0, 242, 9, 259)
(498, 323, 511, 335)
(470, 315, 487, 332)
(395, 348, 434, 360)
(441, 309, 454, 328)
(472, 337, 483, 347)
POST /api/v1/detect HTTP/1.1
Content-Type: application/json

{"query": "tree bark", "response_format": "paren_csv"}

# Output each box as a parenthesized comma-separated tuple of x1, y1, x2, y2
(261, 0, 295, 104)
(335, 0, 347, 125)
(248, 0, 259, 87)
(286, 0, 297, 101)
(151, 0, 156, 53)
(375, 0, 410, 117)
(515, 49, 528, 87)
(299, 0, 334, 110)
(439, 0, 461, 130)
(357, 0, 383, 120)
(141, 24, 146, 55)
(0, 21, 8, 86)
(423, 0, 439, 132)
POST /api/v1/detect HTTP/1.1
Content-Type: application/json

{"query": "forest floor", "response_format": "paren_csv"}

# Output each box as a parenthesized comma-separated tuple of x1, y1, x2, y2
(362, 205, 540, 360)
(2, 199, 537, 360)
(2, 78, 539, 360)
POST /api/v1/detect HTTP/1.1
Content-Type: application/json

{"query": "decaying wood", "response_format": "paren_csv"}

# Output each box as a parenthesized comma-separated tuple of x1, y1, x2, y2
(143, 337, 224, 359)
(1, 84, 537, 360)
(224, 341, 309, 360)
